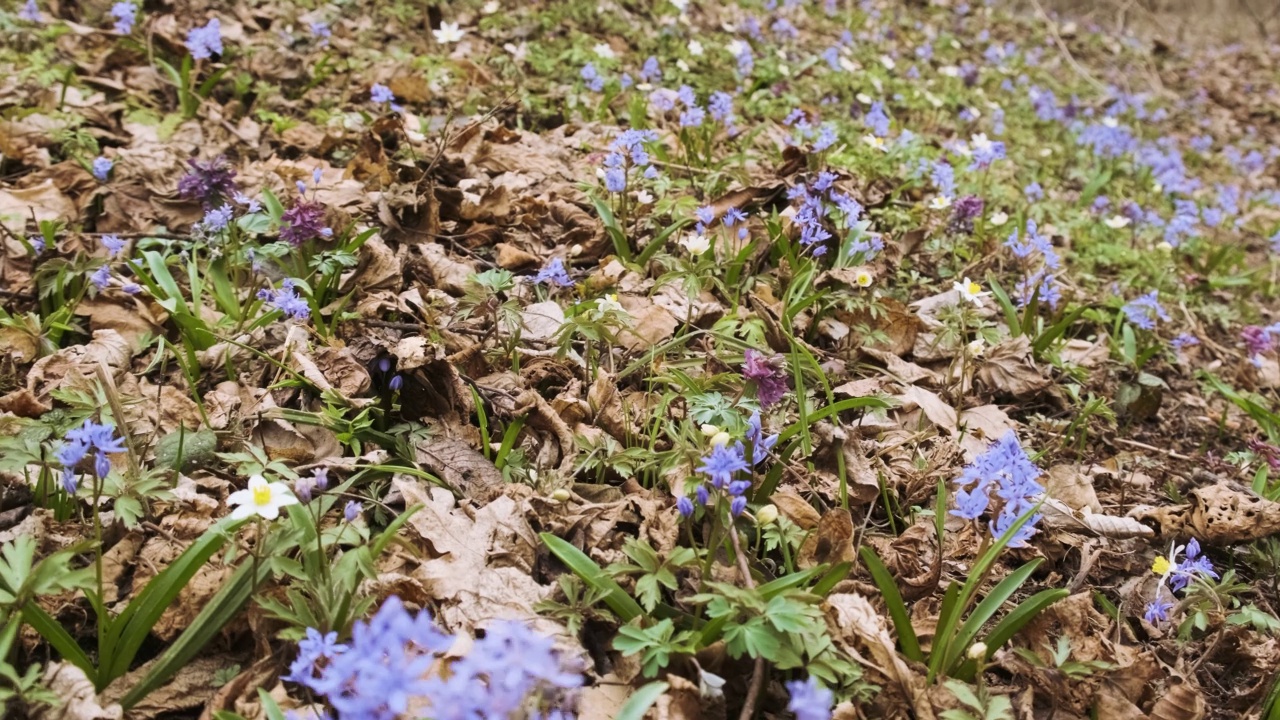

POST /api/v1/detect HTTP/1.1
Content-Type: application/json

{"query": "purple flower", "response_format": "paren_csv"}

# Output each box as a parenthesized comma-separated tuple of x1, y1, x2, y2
(185, 18, 224, 60)
(581, 63, 604, 92)
(742, 349, 789, 407)
(864, 101, 890, 137)
(19, 0, 40, 22)
(1169, 538, 1217, 592)
(201, 204, 234, 233)
(1122, 291, 1170, 331)
(177, 155, 238, 207)
(676, 496, 694, 517)
(730, 496, 747, 517)
(281, 199, 329, 245)
(604, 167, 626, 193)
(709, 91, 735, 123)
(1024, 181, 1044, 202)
(294, 476, 316, 503)
(101, 234, 126, 257)
(679, 106, 705, 128)
(951, 433, 1043, 548)
(1143, 597, 1173, 624)
(639, 56, 661, 83)
(371, 84, 394, 104)
(58, 419, 126, 493)
(89, 266, 111, 289)
(697, 443, 749, 489)
(786, 677, 833, 720)
(535, 257, 574, 287)
(313, 467, 330, 491)
(344, 501, 361, 522)
(310, 21, 331, 44)
(1171, 333, 1199, 350)
(111, 2, 136, 33)
(744, 412, 778, 465)
(258, 279, 310, 321)
(388, 375, 403, 391)
(1243, 325, 1274, 360)
(949, 195, 985, 234)
(91, 156, 113, 182)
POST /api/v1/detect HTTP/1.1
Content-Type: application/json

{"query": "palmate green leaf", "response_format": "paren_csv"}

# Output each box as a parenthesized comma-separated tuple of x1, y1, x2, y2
(724, 616, 781, 659)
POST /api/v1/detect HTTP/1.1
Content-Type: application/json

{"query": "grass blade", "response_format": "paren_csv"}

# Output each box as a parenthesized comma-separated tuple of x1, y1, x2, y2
(859, 547, 923, 662)
(943, 558, 1045, 673)
(616, 681, 670, 720)
(541, 533, 643, 622)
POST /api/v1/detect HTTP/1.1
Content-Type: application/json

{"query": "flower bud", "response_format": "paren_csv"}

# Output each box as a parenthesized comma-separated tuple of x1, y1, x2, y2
(710, 431, 732, 447)
(550, 488, 571, 502)
(756, 504, 779, 525)
(967, 642, 988, 660)
(700, 423, 721, 437)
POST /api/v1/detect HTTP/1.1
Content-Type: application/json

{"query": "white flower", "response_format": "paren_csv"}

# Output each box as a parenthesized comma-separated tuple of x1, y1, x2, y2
(970, 132, 992, 151)
(967, 642, 988, 660)
(504, 42, 528, 63)
(879, 55, 896, 70)
(679, 232, 711, 256)
(967, 338, 987, 357)
(710, 430, 731, 447)
(929, 195, 953, 211)
(726, 39, 747, 57)
(855, 93, 873, 104)
(953, 277, 990, 306)
(634, 189, 655, 205)
(939, 65, 960, 77)
(1105, 215, 1131, 229)
(688, 39, 704, 56)
(838, 57, 859, 73)
(862, 134, 888, 151)
(676, 59, 691, 72)
(482, 0, 500, 13)
(227, 475, 299, 521)
(854, 269, 874, 288)
(951, 141, 972, 158)
(433, 21, 465, 44)
(1102, 116, 1119, 128)
(593, 293, 626, 320)
(1039, 147, 1053, 157)
(593, 42, 616, 59)
(671, 0, 689, 11)
(989, 211, 1009, 227)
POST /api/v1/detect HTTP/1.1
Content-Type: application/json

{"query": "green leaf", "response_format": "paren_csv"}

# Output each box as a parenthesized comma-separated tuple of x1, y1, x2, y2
(986, 277, 1023, 337)
(541, 534, 643, 622)
(103, 518, 243, 688)
(591, 196, 631, 263)
(616, 681, 669, 720)
(859, 547, 923, 662)
(21, 604, 95, 683)
(943, 559, 1047, 674)
(777, 396, 891, 446)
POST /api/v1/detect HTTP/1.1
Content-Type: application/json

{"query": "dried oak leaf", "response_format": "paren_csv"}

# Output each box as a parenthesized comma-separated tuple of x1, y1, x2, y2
(771, 489, 823, 530)
(413, 433, 504, 501)
(33, 663, 123, 720)
(19, 329, 132, 403)
(1148, 677, 1206, 720)
(417, 242, 476, 295)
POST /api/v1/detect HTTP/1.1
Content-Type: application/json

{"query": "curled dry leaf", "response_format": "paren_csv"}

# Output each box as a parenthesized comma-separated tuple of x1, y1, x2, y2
(1038, 495, 1155, 539)
(19, 329, 133, 403)
(1148, 677, 1206, 720)
(975, 336, 1052, 396)
(770, 489, 823, 530)
(417, 242, 477, 295)
(1129, 481, 1280, 544)
(34, 663, 123, 720)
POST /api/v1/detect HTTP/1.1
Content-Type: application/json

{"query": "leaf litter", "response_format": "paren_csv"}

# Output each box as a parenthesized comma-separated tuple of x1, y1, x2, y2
(2, 0, 1280, 718)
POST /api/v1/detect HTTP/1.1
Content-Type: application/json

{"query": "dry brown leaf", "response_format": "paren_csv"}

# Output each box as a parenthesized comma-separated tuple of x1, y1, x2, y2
(521, 301, 566, 344)
(0, 179, 77, 232)
(894, 385, 957, 435)
(21, 329, 133, 402)
(771, 489, 823, 530)
(1148, 678, 1206, 720)
(418, 242, 476, 295)
(863, 347, 940, 386)
(975, 336, 1051, 395)
(616, 295, 679, 353)
(34, 663, 123, 720)
(413, 434, 504, 500)
(798, 508, 856, 569)
(1129, 481, 1280, 544)
(1044, 464, 1102, 513)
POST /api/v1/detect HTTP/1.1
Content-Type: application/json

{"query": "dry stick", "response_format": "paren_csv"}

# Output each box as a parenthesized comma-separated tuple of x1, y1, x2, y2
(727, 527, 766, 720)
(1028, 0, 1110, 94)
(1113, 437, 1195, 462)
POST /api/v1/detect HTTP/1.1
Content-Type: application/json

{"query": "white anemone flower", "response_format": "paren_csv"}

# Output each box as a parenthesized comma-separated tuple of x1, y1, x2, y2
(953, 277, 990, 307)
(227, 475, 299, 520)
(433, 21, 465, 44)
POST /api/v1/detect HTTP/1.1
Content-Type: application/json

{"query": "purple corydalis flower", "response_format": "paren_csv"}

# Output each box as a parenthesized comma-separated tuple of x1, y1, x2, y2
(185, 18, 223, 59)
(1243, 325, 1274, 359)
(949, 195, 985, 234)
(787, 677, 834, 720)
(92, 156, 113, 182)
(742, 349, 789, 407)
(281, 199, 329, 245)
(178, 155, 237, 207)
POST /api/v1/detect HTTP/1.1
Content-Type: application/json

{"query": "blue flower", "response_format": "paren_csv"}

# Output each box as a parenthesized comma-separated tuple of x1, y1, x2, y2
(310, 21, 331, 44)
(19, 0, 40, 22)
(89, 266, 111, 290)
(744, 412, 778, 465)
(604, 167, 626, 193)
(950, 433, 1043, 547)
(91, 157, 113, 182)
(697, 443, 749, 489)
(639, 56, 661, 82)
(864, 101, 890, 137)
(534, 258, 574, 287)
(370, 83, 395, 104)
(677, 496, 695, 517)
(110, 2, 136, 33)
(1169, 538, 1217, 592)
(185, 18, 224, 59)
(581, 63, 604, 92)
(258, 279, 310, 321)
(101, 234, 125, 257)
(1023, 181, 1044, 202)
(1143, 597, 1174, 624)
(57, 420, 126, 494)
(679, 106, 705, 128)
(344, 501, 361, 522)
(201, 204, 234, 233)
(786, 677, 834, 720)
(1122, 291, 1170, 331)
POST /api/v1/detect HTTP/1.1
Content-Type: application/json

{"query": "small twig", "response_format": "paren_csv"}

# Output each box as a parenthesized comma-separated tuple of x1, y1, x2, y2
(1113, 437, 1195, 462)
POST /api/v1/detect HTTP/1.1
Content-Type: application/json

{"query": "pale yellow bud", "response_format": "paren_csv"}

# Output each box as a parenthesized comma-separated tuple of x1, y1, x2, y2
(550, 488, 571, 502)
(756, 504, 779, 525)
(710, 431, 732, 447)
(967, 642, 988, 660)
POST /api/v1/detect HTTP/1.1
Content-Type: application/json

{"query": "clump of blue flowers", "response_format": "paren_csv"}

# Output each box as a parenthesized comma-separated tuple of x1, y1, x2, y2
(285, 596, 581, 719)
(679, 412, 777, 519)
(185, 18, 224, 60)
(1144, 538, 1218, 625)
(950, 432, 1044, 548)
(258, 279, 311, 321)
(1121, 291, 1170, 331)
(601, 129, 659, 194)
(56, 419, 127, 494)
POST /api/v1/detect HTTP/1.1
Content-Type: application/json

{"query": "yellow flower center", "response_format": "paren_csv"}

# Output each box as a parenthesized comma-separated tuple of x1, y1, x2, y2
(967, 281, 981, 295)
(1151, 556, 1171, 575)
(252, 483, 273, 506)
